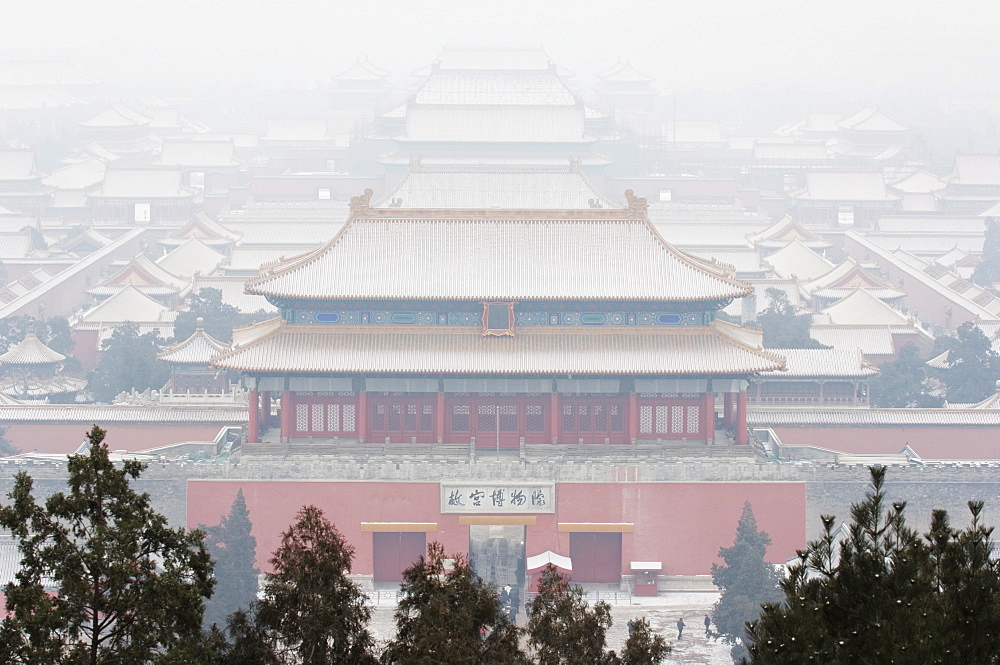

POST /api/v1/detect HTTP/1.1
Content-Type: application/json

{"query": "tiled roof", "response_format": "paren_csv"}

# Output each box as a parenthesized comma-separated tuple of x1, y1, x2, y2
(399, 105, 591, 143)
(0, 331, 65, 365)
(413, 70, 577, 106)
(978, 201, 1000, 216)
(78, 102, 150, 128)
(950, 153, 1000, 186)
(158, 326, 228, 364)
(155, 238, 225, 279)
(876, 216, 986, 234)
(803, 258, 905, 300)
(888, 170, 947, 194)
(764, 239, 835, 280)
(749, 408, 1000, 427)
(752, 142, 829, 161)
(793, 171, 900, 201)
(596, 59, 654, 84)
(759, 348, 878, 378)
(652, 222, 761, 248)
(375, 167, 620, 209)
(41, 157, 106, 189)
(157, 139, 239, 167)
(191, 276, 277, 313)
(433, 47, 553, 71)
(0, 405, 246, 423)
(836, 106, 908, 133)
(160, 211, 242, 246)
(748, 215, 831, 249)
(0, 232, 34, 260)
(0, 149, 42, 181)
(246, 207, 753, 303)
(223, 246, 313, 273)
(89, 252, 190, 296)
(809, 326, 897, 355)
(333, 57, 389, 81)
(863, 233, 983, 256)
(90, 168, 195, 199)
(0, 375, 87, 398)
(213, 321, 785, 375)
(687, 249, 766, 275)
(77, 285, 173, 324)
(821, 289, 910, 325)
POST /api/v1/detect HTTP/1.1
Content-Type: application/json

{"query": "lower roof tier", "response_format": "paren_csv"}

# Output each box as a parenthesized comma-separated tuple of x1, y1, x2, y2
(214, 319, 785, 375)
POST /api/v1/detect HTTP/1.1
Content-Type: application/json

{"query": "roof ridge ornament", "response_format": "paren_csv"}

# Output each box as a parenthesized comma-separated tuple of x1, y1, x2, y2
(624, 189, 648, 218)
(349, 188, 374, 217)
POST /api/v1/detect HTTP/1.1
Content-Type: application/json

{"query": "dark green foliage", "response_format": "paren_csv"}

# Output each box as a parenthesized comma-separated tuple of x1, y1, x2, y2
(936, 321, 1000, 403)
(711, 502, 783, 662)
(0, 426, 19, 457)
(973, 217, 1000, 288)
(754, 288, 828, 349)
(382, 541, 528, 665)
(202, 489, 259, 630)
(527, 565, 618, 665)
(0, 425, 214, 665)
(173, 288, 268, 343)
(89, 323, 171, 402)
(744, 466, 1000, 664)
(870, 342, 943, 407)
(258, 505, 376, 665)
(619, 617, 671, 665)
(0, 315, 74, 356)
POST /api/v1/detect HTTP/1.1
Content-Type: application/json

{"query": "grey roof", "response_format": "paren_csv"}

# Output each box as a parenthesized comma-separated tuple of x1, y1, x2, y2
(41, 158, 106, 189)
(158, 326, 228, 364)
(749, 408, 1000, 427)
(413, 70, 577, 106)
(78, 102, 150, 128)
(90, 168, 195, 199)
(0, 150, 41, 181)
(758, 348, 878, 378)
(0, 332, 65, 365)
(808, 326, 897, 355)
(0, 405, 247, 423)
(836, 106, 908, 132)
(949, 153, 1000, 186)
(793, 171, 900, 201)
(246, 206, 752, 303)
(157, 139, 240, 167)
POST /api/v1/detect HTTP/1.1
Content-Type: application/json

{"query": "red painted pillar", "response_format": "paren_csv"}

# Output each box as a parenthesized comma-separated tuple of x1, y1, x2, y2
(736, 390, 748, 446)
(281, 390, 292, 443)
(436, 392, 446, 443)
(723, 392, 734, 428)
(627, 392, 638, 443)
(550, 392, 559, 445)
(261, 391, 271, 428)
(703, 391, 714, 444)
(357, 391, 367, 443)
(248, 389, 259, 443)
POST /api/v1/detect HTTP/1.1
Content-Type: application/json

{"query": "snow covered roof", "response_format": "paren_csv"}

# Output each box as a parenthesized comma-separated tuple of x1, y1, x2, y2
(0, 331, 65, 365)
(949, 153, 1000, 186)
(821, 289, 910, 325)
(836, 106, 908, 133)
(77, 285, 174, 324)
(155, 238, 226, 279)
(157, 321, 228, 364)
(759, 348, 878, 378)
(764, 239, 835, 280)
(78, 102, 150, 128)
(793, 171, 900, 202)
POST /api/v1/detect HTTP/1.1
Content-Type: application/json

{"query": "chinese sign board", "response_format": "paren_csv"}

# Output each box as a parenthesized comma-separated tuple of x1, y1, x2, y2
(440, 483, 555, 514)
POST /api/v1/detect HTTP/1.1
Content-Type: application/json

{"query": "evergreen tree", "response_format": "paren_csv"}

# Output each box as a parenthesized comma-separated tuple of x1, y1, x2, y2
(711, 502, 783, 662)
(744, 466, 1000, 664)
(937, 321, 1000, 403)
(973, 216, 1000, 288)
(870, 342, 943, 407)
(0, 425, 18, 457)
(173, 288, 268, 343)
(527, 565, 618, 665)
(89, 323, 171, 402)
(382, 541, 527, 665)
(257, 505, 376, 665)
(753, 289, 828, 349)
(619, 617, 671, 665)
(0, 425, 214, 665)
(202, 489, 259, 630)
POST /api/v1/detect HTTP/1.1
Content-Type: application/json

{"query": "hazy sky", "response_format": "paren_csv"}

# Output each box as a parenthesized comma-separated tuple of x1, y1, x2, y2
(5, 0, 999, 99)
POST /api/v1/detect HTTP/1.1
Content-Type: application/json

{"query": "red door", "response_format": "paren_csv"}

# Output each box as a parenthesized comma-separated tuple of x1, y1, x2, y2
(372, 532, 427, 583)
(369, 394, 436, 443)
(558, 395, 627, 444)
(569, 532, 623, 584)
(445, 394, 548, 447)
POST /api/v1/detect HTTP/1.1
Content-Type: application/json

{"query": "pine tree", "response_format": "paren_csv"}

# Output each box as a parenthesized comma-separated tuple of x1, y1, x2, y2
(937, 321, 1000, 403)
(711, 501, 783, 661)
(202, 489, 259, 630)
(870, 343, 943, 407)
(0, 425, 214, 665)
(619, 617, 671, 665)
(973, 216, 1000, 288)
(89, 323, 171, 402)
(744, 466, 1000, 664)
(754, 289, 828, 349)
(257, 505, 375, 665)
(382, 541, 528, 665)
(527, 565, 618, 665)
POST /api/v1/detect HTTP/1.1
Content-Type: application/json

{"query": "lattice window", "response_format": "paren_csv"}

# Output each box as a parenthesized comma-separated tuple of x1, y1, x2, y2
(577, 405, 590, 432)
(404, 404, 417, 430)
(594, 404, 606, 431)
(687, 405, 700, 433)
(610, 404, 623, 432)
(671, 406, 684, 434)
(478, 404, 496, 431)
(296, 404, 309, 432)
(343, 404, 356, 431)
(311, 404, 324, 432)
(526, 404, 544, 432)
(420, 404, 433, 431)
(499, 405, 518, 431)
(452, 404, 470, 431)
(640, 406, 652, 434)
(563, 404, 574, 431)
(656, 406, 670, 434)
(389, 404, 401, 430)
(327, 404, 340, 432)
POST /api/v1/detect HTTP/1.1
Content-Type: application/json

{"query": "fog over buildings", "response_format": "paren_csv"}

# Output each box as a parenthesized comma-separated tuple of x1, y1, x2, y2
(2, 0, 1000, 648)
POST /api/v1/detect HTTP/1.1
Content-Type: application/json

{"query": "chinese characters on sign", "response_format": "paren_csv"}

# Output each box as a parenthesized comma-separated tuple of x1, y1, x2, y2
(440, 483, 555, 513)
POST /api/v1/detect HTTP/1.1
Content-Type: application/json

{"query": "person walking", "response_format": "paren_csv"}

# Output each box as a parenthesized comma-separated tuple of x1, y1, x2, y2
(676, 616, 685, 640)
(704, 614, 712, 636)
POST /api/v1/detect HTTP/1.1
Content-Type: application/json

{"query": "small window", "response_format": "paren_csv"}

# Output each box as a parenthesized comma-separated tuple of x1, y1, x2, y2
(658, 189, 672, 202)
(837, 207, 855, 226)
(318, 187, 331, 200)
(189, 171, 205, 188)
(134, 203, 151, 223)
(482, 302, 516, 337)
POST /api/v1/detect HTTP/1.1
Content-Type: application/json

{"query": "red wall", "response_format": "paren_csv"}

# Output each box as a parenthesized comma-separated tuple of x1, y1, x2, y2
(187, 481, 805, 577)
(3, 422, 226, 454)
(772, 426, 1000, 460)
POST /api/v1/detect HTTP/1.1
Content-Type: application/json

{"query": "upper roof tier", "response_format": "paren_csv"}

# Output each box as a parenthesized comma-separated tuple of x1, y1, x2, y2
(245, 191, 752, 304)
(413, 70, 577, 106)
(0, 331, 65, 365)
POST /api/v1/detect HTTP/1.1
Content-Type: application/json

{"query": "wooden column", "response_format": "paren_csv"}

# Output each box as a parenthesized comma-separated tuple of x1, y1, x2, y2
(627, 392, 638, 444)
(247, 389, 259, 443)
(357, 391, 367, 443)
(723, 392, 734, 427)
(281, 390, 292, 444)
(703, 391, 715, 444)
(261, 391, 271, 428)
(550, 392, 559, 445)
(436, 391, 446, 444)
(817, 381, 825, 406)
(736, 390, 748, 446)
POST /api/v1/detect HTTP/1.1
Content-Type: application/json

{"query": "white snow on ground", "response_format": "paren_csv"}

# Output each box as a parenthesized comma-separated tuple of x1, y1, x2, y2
(368, 591, 736, 664)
